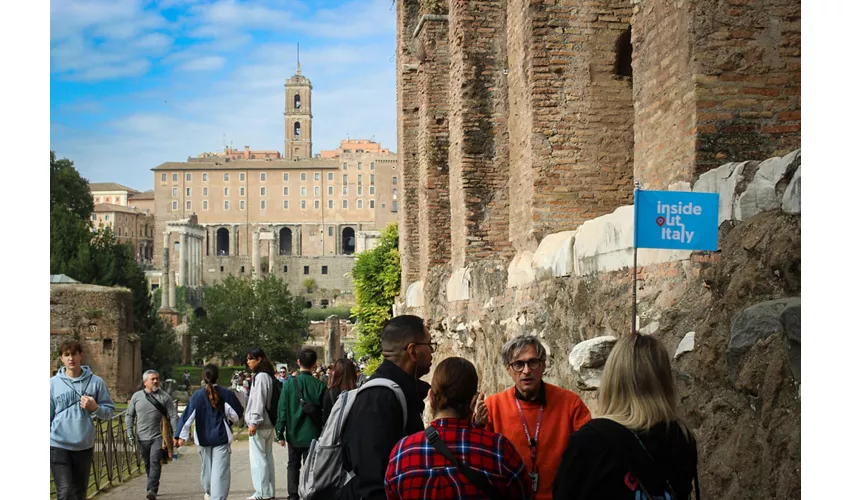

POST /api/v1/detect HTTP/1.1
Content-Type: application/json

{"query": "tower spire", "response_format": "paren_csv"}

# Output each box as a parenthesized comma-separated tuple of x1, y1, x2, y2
(296, 43, 301, 75)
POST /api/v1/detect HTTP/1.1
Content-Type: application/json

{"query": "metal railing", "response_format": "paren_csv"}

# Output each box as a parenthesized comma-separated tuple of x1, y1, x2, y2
(50, 410, 143, 499)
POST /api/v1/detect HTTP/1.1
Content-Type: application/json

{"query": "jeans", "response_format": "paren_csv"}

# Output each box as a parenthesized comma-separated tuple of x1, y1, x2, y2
(50, 446, 93, 500)
(199, 444, 232, 500)
(249, 428, 277, 498)
(287, 445, 310, 500)
(139, 437, 163, 494)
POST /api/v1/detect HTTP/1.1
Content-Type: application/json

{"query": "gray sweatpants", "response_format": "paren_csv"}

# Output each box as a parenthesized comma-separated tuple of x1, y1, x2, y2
(199, 443, 232, 500)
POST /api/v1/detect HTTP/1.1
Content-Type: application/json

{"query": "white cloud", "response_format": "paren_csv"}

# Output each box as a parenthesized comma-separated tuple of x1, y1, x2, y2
(177, 55, 227, 72)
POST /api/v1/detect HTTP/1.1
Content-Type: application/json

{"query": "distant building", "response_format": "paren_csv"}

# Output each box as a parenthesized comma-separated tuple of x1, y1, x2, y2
(89, 182, 140, 207)
(92, 204, 156, 264)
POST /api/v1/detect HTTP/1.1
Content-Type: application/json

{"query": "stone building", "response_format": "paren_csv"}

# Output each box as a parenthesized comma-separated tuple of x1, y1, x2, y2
(50, 283, 142, 402)
(150, 65, 400, 297)
(89, 182, 140, 207)
(92, 203, 156, 264)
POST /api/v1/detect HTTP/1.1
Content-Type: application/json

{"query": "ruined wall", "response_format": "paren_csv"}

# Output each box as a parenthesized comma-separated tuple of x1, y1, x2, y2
(50, 284, 142, 402)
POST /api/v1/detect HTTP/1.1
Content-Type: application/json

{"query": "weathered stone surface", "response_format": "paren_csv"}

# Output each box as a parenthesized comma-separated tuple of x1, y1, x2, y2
(780, 300, 801, 382)
(734, 150, 800, 220)
(532, 231, 575, 279)
(507, 251, 535, 288)
(170, 390, 190, 403)
(781, 165, 801, 215)
(568, 336, 618, 390)
(727, 297, 801, 381)
(446, 268, 470, 302)
(693, 161, 749, 225)
(675, 331, 696, 360)
(405, 281, 424, 308)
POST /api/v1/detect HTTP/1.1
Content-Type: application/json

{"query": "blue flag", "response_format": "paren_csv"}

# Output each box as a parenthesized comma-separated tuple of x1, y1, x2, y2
(634, 190, 719, 251)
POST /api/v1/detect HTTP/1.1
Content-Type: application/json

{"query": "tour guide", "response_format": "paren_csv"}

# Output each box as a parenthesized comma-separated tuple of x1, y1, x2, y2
(478, 336, 591, 500)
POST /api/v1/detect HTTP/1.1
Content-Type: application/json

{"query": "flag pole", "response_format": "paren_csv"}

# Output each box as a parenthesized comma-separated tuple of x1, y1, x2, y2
(632, 182, 641, 336)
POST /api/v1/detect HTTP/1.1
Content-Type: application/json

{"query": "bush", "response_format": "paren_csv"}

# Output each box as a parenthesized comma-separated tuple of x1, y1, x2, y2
(303, 307, 351, 321)
(174, 365, 247, 386)
(363, 357, 382, 376)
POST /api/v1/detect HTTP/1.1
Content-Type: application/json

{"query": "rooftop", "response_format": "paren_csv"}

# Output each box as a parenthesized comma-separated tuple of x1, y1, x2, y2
(94, 203, 152, 215)
(152, 158, 338, 171)
(129, 190, 155, 200)
(89, 182, 141, 194)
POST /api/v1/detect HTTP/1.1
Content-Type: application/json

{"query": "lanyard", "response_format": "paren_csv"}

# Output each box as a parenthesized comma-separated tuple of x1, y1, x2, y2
(514, 394, 544, 467)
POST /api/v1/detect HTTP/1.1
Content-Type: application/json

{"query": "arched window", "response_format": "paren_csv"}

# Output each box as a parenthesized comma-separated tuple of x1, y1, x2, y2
(294, 94, 301, 109)
(341, 227, 355, 255)
(216, 227, 230, 256)
(294, 122, 301, 137)
(280, 227, 293, 255)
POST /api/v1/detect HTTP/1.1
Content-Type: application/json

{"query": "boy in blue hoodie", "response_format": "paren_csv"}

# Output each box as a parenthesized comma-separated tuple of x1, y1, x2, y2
(50, 340, 115, 500)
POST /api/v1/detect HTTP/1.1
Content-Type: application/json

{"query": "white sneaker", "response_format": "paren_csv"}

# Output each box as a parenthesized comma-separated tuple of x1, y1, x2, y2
(204, 495, 210, 500)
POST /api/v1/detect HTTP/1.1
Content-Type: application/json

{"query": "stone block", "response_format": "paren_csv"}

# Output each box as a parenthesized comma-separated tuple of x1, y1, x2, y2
(733, 150, 800, 220)
(781, 164, 801, 215)
(405, 281, 424, 308)
(727, 297, 800, 382)
(693, 161, 749, 225)
(568, 335, 618, 390)
(675, 331, 696, 360)
(532, 231, 576, 279)
(447, 268, 470, 302)
(507, 251, 535, 288)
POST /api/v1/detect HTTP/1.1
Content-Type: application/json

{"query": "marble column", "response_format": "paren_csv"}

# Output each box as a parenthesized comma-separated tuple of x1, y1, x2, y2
(160, 246, 170, 310)
(196, 235, 202, 285)
(169, 270, 177, 308)
(252, 230, 261, 278)
(179, 232, 187, 287)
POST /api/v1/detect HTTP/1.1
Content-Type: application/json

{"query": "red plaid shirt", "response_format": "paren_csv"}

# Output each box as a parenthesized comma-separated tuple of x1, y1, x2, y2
(385, 418, 532, 500)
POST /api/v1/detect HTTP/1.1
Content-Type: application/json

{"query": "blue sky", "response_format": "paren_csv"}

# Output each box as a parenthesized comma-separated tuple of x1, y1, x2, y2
(50, 0, 398, 191)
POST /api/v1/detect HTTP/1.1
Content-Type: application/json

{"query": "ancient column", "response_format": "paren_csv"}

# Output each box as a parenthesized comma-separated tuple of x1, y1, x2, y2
(230, 225, 236, 256)
(179, 232, 187, 286)
(161, 232, 170, 307)
(169, 270, 177, 308)
(196, 235, 202, 285)
(252, 230, 261, 278)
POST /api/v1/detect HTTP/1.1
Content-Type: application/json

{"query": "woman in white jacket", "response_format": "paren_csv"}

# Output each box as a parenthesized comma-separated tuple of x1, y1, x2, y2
(245, 348, 277, 500)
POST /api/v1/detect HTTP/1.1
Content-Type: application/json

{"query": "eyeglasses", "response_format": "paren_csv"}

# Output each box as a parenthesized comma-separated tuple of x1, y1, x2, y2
(509, 358, 542, 372)
(410, 342, 438, 353)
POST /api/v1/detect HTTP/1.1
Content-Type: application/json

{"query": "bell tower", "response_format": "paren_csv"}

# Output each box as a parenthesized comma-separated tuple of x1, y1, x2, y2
(284, 45, 313, 160)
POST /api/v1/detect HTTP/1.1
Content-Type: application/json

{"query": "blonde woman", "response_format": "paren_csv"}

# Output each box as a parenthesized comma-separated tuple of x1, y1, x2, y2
(553, 334, 700, 500)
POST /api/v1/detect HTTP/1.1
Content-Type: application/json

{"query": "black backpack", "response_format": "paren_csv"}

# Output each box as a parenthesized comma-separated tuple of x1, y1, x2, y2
(266, 376, 283, 426)
(293, 376, 324, 430)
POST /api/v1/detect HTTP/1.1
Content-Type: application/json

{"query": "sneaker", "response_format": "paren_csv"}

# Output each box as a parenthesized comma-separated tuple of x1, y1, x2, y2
(146, 491, 156, 500)
(204, 495, 210, 500)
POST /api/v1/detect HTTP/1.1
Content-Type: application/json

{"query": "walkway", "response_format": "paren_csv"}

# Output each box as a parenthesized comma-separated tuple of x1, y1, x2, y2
(97, 440, 291, 500)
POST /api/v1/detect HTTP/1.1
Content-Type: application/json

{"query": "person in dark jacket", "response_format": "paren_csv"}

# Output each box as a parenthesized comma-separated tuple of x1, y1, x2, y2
(552, 334, 699, 500)
(322, 358, 358, 425)
(174, 364, 244, 500)
(276, 348, 326, 500)
(340, 315, 434, 500)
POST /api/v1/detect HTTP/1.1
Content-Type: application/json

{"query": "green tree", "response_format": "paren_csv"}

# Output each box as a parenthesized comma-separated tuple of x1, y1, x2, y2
(189, 275, 308, 363)
(351, 223, 400, 359)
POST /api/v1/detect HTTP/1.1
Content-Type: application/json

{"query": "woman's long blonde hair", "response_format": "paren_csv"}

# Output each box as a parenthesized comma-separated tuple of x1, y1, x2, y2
(597, 334, 684, 432)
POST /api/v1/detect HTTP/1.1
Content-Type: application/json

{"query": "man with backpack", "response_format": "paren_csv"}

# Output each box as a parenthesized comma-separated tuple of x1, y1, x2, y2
(127, 370, 178, 500)
(339, 315, 434, 500)
(276, 348, 326, 500)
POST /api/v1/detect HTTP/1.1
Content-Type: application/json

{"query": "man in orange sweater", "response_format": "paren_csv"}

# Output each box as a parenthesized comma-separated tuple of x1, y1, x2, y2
(475, 336, 591, 500)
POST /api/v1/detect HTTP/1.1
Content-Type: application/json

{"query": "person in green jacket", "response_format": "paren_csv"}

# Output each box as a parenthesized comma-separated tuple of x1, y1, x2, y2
(276, 348, 326, 500)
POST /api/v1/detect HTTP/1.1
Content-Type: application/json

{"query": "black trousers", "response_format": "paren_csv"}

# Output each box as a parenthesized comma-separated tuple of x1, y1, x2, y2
(139, 437, 164, 494)
(287, 445, 310, 500)
(50, 446, 93, 500)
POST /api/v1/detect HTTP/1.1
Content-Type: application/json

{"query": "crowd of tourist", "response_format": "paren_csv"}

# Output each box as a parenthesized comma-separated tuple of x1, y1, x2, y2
(50, 314, 701, 500)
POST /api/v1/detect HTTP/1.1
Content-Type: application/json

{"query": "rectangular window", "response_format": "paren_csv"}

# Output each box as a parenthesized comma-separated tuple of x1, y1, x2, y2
(314, 186, 320, 196)
(260, 186, 266, 196)
(203, 200, 208, 210)
(261, 200, 266, 209)
(240, 186, 245, 196)
(343, 174, 348, 184)
(369, 200, 375, 209)
(393, 176, 398, 185)
(186, 187, 191, 196)
(172, 188, 177, 197)
(314, 200, 320, 209)
(224, 187, 230, 196)
(357, 175, 362, 185)
(304, 266, 310, 275)
(369, 186, 375, 195)
(186, 200, 192, 210)
(240, 172, 246, 181)
(342, 199, 348, 209)
(370, 174, 375, 185)
(172, 173, 178, 181)
(328, 173, 334, 181)
(260, 173, 267, 181)
(357, 186, 362, 196)
(328, 186, 334, 196)
(357, 162, 362, 170)
(172, 201, 177, 210)
(301, 200, 306, 209)
(240, 200, 245, 210)
(392, 200, 398, 212)
(284, 200, 289, 209)
(301, 187, 307, 196)
(284, 265, 288, 273)
(370, 162, 375, 170)
(343, 185, 348, 196)
(343, 162, 348, 170)
(186, 173, 192, 181)
(328, 226, 334, 236)
(321, 266, 328, 275)
(328, 200, 334, 209)
(314, 173, 320, 181)
(203, 187, 208, 196)
(284, 187, 289, 196)
(203, 173, 208, 182)
(225, 200, 230, 210)
(284, 172, 289, 181)
(301, 172, 307, 181)
(357, 199, 363, 209)
(105, 215, 110, 221)
(224, 173, 230, 181)
(161, 173, 166, 182)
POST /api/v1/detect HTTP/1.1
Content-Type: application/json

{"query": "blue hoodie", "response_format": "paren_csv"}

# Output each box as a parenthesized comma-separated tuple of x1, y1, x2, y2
(50, 366, 115, 451)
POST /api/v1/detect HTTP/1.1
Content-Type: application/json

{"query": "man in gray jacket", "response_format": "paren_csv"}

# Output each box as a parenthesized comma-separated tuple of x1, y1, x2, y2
(127, 370, 179, 500)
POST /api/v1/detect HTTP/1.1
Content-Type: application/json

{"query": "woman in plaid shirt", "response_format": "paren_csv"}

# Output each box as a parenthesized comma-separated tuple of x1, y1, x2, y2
(385, 357, 533, 499)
